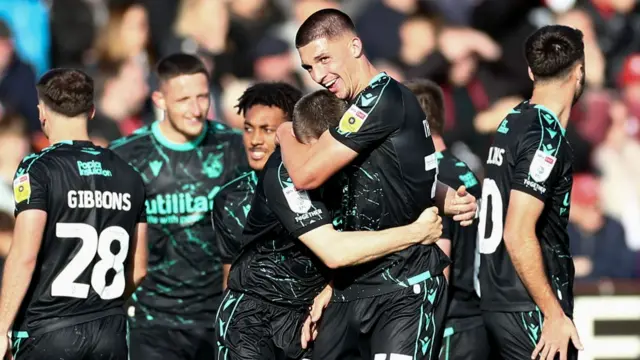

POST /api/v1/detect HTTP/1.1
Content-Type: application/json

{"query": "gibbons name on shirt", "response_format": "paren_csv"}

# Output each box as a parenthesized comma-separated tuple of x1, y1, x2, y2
(68, 190, 131, 211)
(145, 188, 219, 225)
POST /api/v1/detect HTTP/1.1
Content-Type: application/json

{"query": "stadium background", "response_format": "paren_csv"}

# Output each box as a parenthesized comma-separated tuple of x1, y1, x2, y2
(0, 0, 638, 359)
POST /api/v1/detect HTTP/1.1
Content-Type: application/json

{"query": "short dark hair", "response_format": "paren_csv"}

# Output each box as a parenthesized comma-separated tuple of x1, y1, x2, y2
(36, 68, 94, 117)
(295, 9, 356, 48)
(293, 90, 347, 141)
(403, 79, 444, 135)
(525, 25, 584, 82)
(236, 82, 302, 121)
(156, 53, 209, 83)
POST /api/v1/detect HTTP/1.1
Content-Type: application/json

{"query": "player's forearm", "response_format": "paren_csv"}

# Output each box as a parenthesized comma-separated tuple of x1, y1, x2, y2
(504, 233, 564, 319)
(319, 223, 425, 268)
(279, 135, 319, 190)
(435, 181, 455, 215)
(0, 254, 37, 333)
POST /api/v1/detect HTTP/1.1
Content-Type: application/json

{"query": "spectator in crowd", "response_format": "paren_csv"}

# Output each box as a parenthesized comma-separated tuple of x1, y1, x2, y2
(90, 58, 150, 143)
(569, 173, 636, 281)
(252, 36, 304, 89)
(0, 19, 38, 135)
(0, 210, 13, 286)
(0, 112, 29, 214)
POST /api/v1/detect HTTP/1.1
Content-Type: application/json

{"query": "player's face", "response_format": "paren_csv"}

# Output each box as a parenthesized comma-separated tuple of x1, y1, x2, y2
(299, 35, 361, 100)
(155, 73, 210, 138)
(572, 60, 586, 106)
(243, 105, 287, 170)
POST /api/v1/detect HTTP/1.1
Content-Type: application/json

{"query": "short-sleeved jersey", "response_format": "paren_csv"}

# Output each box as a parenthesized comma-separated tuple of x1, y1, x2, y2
(436, 149, 482, 320)
(328, 72, 449, 300)
(478, 101, 574, 315)
(109, 120, 247, 328)
(211, 170, 258, 264)
(227, 149, 332, 307)
(11, 140, 146, 332)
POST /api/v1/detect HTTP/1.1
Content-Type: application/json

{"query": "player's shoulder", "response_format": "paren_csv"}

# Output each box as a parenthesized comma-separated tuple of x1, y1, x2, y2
(15, 140, 73, 175)
(354, 72, 400, 109)
(215, 170, 257, 202)
(108, 125, 153, 154)
(203, 120, 243, 142)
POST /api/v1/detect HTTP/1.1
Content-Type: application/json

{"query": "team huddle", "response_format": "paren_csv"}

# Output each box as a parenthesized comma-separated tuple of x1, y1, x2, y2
(0, 8, 585, 360)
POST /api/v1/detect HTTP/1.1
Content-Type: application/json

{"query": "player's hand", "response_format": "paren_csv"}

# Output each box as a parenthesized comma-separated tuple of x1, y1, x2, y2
(531, 314, 584, 360)
(415, 207, 442, 244)
(301, 284, 332, 349)
(451, 186, 477, 226)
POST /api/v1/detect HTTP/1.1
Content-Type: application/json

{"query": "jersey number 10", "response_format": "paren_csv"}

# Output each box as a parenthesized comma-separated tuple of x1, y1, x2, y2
(52, 223, 130, 300)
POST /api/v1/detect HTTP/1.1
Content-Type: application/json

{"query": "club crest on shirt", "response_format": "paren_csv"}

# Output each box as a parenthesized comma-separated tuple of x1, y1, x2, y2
(13, 174, 31, 203)
(282, 185, 312, 214)
(338, 104, 368, 133)
(529, 150, 556, 182)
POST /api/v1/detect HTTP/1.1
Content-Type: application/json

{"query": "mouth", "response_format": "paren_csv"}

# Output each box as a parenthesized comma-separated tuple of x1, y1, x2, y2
(185, 118, 203, 126)
(324, 79, 338, 93)
(249, 149, 267, 161)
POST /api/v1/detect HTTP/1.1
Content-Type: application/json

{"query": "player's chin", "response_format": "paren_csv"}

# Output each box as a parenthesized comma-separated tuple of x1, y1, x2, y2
(248, 158, 267, 171)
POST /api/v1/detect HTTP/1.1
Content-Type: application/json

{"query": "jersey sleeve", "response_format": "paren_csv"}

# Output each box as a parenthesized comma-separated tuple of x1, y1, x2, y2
(212, 191, 245, 264)
(329, 81, 403, 153)
(13, 158, 49, 216)
(511, 125, 565, 201)
(262, 164, 331, 238)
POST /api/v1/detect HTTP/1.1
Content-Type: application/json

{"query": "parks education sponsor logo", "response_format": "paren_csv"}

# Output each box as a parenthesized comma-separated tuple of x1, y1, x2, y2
(77, 160, 112, 177)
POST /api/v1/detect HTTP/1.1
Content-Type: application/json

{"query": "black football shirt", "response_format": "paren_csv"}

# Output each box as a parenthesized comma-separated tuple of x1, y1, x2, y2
(212, 170, 258, 265)
(109, 121, 247, 328)
(478, 101, 574, 315)
(227, 149, 332, 307)
(12, 140, 146, 332)
(436, 150, 482, 320)
(328, 72, 450, 300)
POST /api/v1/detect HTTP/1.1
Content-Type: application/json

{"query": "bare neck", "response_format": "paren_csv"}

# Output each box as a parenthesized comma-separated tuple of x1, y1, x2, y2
(530, 82, 574, 129)
(350, 60, 380, 101)
(48, 117, 91, 145)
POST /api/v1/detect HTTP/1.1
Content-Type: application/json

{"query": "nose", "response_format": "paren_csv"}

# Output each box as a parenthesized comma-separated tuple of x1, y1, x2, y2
(311, 66, 327, 85)
(251, 130, 264, 145)
(189, 99, 202, 118)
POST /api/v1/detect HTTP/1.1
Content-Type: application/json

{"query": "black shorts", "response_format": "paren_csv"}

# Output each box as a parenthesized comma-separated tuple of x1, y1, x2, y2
(11, 314, 127, 360)
(483, 311, 578, 360)
(314, 275, 447, 360)
(128, 326, 215, 360)
(439, 316, 490, 360)
(214, 290, 312, 360)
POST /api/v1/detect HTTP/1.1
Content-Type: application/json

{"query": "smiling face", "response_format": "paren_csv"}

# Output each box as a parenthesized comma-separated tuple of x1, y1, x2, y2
(298, 35, 363, 100)
(243, 104, 288, 170)
(153, 73, 210, 140)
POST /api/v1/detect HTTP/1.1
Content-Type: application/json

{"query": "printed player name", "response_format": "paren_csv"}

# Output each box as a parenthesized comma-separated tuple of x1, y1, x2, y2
(67, 190, 132, 211)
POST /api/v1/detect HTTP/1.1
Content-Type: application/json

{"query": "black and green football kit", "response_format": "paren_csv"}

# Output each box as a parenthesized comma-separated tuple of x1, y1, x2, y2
(110, 120, 247, 360)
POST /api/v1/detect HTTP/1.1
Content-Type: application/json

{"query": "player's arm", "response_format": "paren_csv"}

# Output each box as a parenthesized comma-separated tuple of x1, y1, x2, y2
(211, 190, 244, 290)
(263, 167, 442, 269)
(124, 222, 148, 299)
(505, 131, 565, 319)
(504, 192, 563, 318)
(0, 162, 48, 334)
(278, 89, 402, 190)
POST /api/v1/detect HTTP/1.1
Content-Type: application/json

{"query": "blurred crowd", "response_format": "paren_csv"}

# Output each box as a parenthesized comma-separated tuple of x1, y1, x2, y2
(0, 0, 639, 283)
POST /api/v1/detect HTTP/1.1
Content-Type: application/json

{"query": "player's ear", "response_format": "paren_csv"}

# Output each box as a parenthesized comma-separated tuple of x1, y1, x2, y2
(88, 106, 96, 120)
(37, 101, 46, 121)
(151, 90, 166, 111)
(527, 67, 535, 82)
(350, 37, 363, 58)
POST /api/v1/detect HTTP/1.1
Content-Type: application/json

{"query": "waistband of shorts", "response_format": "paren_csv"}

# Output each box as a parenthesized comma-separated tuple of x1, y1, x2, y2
(332, 271, 444, 302)
(443, 315, 484, 335)
(21, 307, 125, 338)
(227, 289, 310, 312)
